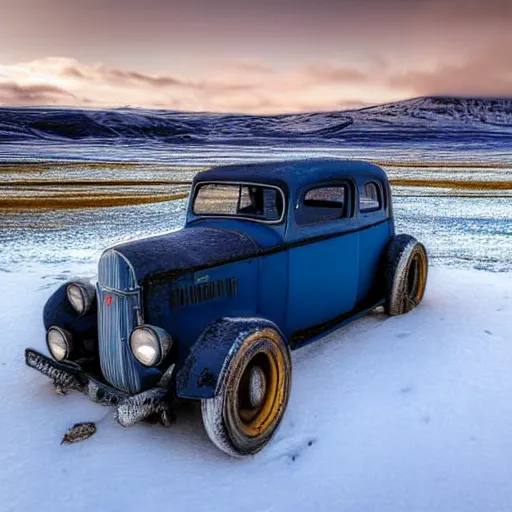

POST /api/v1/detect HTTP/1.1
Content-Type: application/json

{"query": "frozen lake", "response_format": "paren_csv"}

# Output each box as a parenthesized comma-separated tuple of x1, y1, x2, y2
(1, 193, 511, 275)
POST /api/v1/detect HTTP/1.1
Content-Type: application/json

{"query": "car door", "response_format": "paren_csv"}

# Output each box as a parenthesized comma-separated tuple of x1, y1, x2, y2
(356, 179, 392, 305)
(286, 182, 359, 339)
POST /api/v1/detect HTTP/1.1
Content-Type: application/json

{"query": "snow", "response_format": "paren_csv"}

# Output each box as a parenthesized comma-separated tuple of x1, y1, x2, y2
(1, 265, 511, 511)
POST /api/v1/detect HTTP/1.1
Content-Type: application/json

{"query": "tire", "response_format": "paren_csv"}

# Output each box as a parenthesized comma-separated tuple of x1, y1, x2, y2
(384, 234, 428, 316)
(201, 327, 292, 457)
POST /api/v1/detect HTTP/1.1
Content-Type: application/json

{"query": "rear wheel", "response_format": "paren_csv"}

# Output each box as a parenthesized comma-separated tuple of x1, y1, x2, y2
(384, 234, 428, 316)
(201, 328, 292, 457)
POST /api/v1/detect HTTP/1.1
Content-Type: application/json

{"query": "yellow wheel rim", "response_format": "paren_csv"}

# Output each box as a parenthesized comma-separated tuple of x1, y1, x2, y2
(410, 250, 427, 303)
(235, 331, 286, 438)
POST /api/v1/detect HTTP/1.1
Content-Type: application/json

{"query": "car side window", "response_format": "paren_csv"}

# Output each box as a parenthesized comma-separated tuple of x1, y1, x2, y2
(359, 182, 382, 213)
(295, 185, 347, 226)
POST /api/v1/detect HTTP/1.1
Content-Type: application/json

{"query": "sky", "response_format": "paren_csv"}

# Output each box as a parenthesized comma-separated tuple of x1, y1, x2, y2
(0, 0, 511, 113)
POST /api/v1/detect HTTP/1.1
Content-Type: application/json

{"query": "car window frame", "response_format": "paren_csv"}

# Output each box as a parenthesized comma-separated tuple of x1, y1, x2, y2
(359, 180, 384, 214)
(295, 181, 354, 227)
(190, 180, 287, 225)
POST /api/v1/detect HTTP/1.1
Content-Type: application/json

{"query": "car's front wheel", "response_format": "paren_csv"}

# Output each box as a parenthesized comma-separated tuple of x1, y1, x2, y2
(384, 234, 428, 316)
(201, 327, 292, 457)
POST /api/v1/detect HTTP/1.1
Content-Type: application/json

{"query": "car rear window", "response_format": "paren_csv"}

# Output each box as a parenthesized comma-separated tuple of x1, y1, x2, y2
(295, 185, 347, 226)
(359, 182, 382, 212)
(193, 183, 284, 222)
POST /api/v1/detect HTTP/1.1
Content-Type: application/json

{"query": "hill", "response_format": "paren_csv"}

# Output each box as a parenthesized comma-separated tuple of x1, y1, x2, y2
(1, 97, 511, 145)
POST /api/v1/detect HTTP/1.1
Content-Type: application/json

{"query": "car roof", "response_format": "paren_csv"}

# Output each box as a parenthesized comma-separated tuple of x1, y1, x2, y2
(194, 159, 387, 191)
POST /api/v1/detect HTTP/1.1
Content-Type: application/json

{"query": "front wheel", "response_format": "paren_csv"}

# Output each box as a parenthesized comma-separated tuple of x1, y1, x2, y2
(201, 327, 292, 457)
(384, 234, 428, 316)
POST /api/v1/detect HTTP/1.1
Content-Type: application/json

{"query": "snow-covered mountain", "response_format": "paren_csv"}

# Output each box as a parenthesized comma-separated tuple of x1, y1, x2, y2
(0, 96, 511, 145)
(352, 97, 512, 127)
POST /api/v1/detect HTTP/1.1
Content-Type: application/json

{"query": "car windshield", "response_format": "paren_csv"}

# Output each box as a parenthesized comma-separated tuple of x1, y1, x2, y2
(193, 183, 284, 222)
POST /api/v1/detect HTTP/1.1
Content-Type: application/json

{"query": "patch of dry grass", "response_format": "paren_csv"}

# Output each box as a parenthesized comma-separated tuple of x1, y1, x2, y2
(390, 179, 512, 190)
(376, 161, 512, 169)
(1, 180, 192, 187)
(0, 162, 140, 173)
(0, 162, 204, 173)
(0, 192, 189, 210)
(2, 161, 511, 210)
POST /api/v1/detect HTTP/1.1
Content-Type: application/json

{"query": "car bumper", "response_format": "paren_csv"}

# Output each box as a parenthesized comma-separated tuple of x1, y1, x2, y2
(25, 348, 172, 427)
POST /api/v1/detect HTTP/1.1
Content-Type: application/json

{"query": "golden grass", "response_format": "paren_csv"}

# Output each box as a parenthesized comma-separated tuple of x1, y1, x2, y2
(0, 162, 141, 173)
(390, 179, 512, 190)
(2, 161, 511, 210)
(375, 161, 512, 169)
(0, 192, 190, 210)
(1, 180, 193, 187)
(0, 162, 205, 173)
(1, 160, 510, 172)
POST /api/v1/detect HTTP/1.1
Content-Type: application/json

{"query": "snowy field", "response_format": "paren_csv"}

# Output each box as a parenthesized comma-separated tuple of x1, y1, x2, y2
(1, 169, 511, 510)
(2, 193, 512, 273)
(1, 115, 511, 508)
(1, 266, 511, 511)
(1, 139, 512, 166)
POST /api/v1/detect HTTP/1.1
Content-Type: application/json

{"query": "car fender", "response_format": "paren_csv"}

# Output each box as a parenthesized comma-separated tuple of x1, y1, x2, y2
(43, 281, 97, 341)
(176, 317, 287, 400)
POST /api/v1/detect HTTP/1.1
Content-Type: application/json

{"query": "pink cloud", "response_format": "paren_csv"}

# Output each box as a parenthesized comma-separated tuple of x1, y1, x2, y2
(0, 81, 76, 105)
(0, 46, 510, 113)
(300, 63, 368, 84)
(388, 41, 512, 97)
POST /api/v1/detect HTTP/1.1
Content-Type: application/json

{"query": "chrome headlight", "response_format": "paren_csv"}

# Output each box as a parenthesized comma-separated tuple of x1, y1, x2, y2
(66, 282, 95, 316)
(129, 325, 172, 367)
(46, 326, 73, 362)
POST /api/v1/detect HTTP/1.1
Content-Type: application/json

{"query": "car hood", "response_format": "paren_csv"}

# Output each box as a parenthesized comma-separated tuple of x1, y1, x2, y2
(111, 226, 261, 283)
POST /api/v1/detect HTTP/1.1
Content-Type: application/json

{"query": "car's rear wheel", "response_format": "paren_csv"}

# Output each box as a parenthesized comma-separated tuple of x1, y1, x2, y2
(201, 328, 292, 457)
(384, 234, 428, 316)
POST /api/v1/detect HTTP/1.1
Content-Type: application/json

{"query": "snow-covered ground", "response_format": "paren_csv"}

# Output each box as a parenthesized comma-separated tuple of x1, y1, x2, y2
(1, 266, 511, 511)
(2, 97, 511, 509)
(2, 193, 511, 273)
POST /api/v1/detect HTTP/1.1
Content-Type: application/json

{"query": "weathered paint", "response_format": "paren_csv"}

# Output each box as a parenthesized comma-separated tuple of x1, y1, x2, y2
(42, 282, 97, 346)
(97, 249, 159, 393)
(25, 349, 172, 426)
(33, 159, 413, 401)
(176, 317, 286, 399)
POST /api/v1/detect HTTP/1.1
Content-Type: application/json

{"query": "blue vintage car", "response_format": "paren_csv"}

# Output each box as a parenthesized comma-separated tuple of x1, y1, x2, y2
(26, 159, 428, 456)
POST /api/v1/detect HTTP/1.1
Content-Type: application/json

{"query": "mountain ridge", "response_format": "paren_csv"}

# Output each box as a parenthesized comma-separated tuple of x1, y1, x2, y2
(1, 96, 511, 145)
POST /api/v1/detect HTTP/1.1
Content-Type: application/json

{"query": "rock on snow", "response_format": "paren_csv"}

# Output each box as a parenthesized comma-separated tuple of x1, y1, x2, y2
(0, 266, 511, 511)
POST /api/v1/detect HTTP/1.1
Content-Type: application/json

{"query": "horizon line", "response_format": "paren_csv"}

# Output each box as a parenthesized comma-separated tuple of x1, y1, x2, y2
(1, 94, 512, 117)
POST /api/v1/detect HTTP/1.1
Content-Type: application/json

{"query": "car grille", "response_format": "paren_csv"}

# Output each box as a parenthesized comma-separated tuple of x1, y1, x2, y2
(170, 277, 238, 309)
(97, 249, 143, 394)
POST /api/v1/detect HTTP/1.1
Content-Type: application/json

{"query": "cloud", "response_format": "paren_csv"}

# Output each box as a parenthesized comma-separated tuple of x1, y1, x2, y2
(210, 59, 276, 75)
(96, 66, 196, 88)
(0, 81, 76, 105)
(413, 0, 512, 23)
(388, 41, 512, 97)
(299, 63, 368, 84)
(0, 56, 380, 112)
(0, 46, 510, 113)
